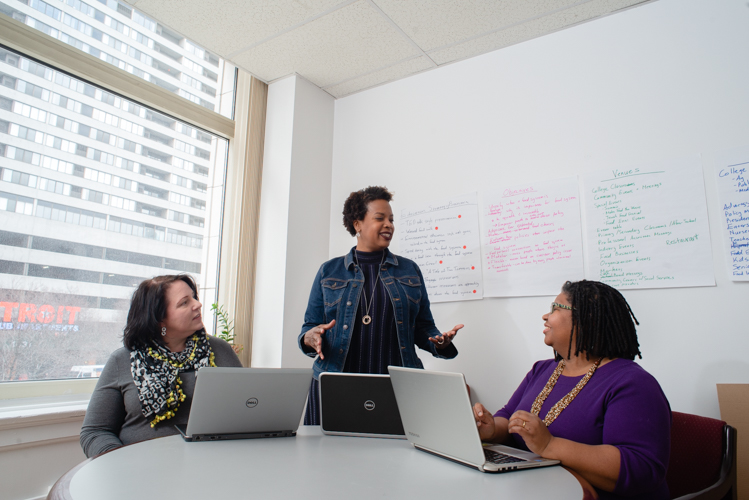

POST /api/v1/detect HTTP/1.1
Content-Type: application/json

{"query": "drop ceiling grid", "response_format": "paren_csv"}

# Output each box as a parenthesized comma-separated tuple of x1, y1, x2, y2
(325, 0, 651, 97)
(131, 0, 348, 57)
(371, 0, 590, 51)
(323, 55, 435, 98)
(428, 0, 651, 65)
(230, 0, 595, 92)
(127, 0, 656, 99)
(230, 0, 422, 87)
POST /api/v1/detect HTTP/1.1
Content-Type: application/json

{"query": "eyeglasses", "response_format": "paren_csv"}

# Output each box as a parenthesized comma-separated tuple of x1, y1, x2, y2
(549, 302, 573, 315)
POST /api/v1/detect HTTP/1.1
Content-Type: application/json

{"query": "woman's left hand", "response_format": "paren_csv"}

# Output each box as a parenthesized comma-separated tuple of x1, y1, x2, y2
(429, 324, 464, 349)
(508, 410, 553, 456)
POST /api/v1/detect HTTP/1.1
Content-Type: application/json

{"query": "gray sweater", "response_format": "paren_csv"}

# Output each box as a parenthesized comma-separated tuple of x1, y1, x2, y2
(79, 337, 242, 458)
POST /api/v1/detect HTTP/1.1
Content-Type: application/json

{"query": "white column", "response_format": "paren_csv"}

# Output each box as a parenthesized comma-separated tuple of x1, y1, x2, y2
(252, 76, 334, 368)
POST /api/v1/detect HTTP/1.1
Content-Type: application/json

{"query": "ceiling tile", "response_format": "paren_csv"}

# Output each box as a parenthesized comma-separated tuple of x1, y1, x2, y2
(429, 0, 649, 65)
(323, 56, 435, 98)
(131, 0, 346, 57)
(373, 0, 585, 52)
(231, 0, 422, 87)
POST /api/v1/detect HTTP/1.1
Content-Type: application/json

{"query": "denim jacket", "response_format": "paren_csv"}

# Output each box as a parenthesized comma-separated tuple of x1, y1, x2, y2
(298, 247, 458, 380)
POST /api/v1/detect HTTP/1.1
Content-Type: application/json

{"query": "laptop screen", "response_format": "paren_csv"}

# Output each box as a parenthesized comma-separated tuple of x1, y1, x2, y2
(319, 373, 405, 438)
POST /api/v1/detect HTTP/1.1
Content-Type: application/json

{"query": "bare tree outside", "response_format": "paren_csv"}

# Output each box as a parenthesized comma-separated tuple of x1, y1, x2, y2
(0, 279, 126, 381)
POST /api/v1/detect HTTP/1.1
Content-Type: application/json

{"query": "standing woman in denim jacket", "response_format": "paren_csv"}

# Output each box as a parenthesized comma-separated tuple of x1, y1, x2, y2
(299, 186, 464, 424)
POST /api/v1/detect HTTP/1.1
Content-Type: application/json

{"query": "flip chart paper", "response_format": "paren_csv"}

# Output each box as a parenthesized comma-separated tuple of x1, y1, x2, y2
(715, 147, 749, 281)
(398, 193, 483, 303)
(481, 177, 585, 297)
(580, 157, 714, 289)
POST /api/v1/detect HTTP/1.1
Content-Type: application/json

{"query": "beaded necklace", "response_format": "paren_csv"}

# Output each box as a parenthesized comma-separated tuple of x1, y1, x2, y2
(530, 358, 602, 427)
(148, 334, 202, 368)
(143, 334, 216, 427)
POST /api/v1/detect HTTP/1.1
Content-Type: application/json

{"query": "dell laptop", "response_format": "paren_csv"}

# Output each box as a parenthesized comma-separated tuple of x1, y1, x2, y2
(175, 367, 312, 442)
(388, 366, 560, 472)
(319, 372, 405, 439)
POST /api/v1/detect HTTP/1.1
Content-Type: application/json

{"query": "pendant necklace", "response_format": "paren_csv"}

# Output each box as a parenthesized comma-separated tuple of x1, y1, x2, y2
(355, 250, 385, 325)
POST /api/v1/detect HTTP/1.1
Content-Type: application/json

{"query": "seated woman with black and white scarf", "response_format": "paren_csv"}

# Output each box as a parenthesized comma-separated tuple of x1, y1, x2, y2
(80, 274, 241, 458)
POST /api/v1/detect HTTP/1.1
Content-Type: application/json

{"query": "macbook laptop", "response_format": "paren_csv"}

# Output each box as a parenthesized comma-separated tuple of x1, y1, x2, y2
(175, 367, 312, 442)
(388, 366, 560, 472)
(319, 372, 405, 439)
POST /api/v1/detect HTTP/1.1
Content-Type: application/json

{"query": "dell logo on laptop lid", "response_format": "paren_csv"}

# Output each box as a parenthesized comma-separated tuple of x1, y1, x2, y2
(364, 400, 375, 411)
(246, 397, 258, 408)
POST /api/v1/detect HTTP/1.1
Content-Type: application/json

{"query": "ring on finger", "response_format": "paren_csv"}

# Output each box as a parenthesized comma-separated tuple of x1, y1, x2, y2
(522, 420, 527, 429)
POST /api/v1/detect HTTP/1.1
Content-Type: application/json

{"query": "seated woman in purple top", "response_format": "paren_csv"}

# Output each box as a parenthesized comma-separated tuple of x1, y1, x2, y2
(473, 280, 671, 500)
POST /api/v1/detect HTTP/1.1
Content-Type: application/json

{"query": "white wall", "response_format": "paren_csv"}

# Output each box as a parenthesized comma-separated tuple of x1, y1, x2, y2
(253, 75, 335, 368)
(0, 438, 84, 500)
(0, 402, 87, 500)
(327, 0, 749, 418)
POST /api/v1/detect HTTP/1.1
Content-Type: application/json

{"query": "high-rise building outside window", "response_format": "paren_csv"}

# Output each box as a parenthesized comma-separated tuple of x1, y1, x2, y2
(0, 0, 233, 382)
(0, 0, 229, 117)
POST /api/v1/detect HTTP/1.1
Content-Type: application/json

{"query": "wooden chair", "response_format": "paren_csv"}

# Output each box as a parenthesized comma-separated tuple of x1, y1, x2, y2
(666, 411, 737, 500)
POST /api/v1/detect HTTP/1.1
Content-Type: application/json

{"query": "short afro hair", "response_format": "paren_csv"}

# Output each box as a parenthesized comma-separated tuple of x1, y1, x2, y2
(342, 186, 393, 236)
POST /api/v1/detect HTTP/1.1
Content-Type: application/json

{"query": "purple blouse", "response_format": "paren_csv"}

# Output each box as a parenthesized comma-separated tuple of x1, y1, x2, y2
(495, 358, 671, 500)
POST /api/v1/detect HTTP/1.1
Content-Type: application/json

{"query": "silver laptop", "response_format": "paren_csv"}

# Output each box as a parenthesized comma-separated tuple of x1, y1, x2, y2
(175, 367, 312, 441)
(319, 373, 405, 439)
(388, 366, 560, 473)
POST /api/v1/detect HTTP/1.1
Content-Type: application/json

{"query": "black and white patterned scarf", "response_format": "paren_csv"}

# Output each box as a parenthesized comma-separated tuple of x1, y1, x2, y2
(130, 332, 215, 427)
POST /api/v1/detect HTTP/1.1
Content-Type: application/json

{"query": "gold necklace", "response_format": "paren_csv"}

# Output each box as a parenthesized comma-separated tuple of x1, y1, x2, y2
(530, 358, 602, 427)
(354, 250, 385, 325)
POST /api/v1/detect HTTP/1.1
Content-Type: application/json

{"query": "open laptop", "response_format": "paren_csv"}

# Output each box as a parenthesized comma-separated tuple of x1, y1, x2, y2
(388, 366, 560, 472)
(175, 367, 312, 442)
(319, 372, 405, 439)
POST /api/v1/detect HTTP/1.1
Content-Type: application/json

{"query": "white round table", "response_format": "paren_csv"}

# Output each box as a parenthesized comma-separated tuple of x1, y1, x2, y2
(63, 426, 583, 500)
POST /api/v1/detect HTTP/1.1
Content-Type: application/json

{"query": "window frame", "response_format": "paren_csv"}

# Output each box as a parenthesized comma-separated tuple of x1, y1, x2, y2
(0, 13, 265, 399)
(0, 14, 233, 139)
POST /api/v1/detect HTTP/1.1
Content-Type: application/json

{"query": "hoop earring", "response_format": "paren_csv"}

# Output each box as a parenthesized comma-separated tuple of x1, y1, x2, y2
(161, 326, 167, 337)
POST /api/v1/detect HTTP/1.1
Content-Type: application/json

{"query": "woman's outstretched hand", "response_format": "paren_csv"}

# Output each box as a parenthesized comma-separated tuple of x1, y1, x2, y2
(303, 320, 335, 359)
(430, 324, 464, 349)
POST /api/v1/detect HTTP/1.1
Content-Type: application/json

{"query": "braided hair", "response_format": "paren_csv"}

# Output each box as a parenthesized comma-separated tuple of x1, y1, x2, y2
(559, 280, 642, 361)
(342, 186, 393, 236)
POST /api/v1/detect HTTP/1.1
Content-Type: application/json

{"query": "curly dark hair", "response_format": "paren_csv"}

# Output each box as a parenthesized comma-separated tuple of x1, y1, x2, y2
(558, 280, 641, 361)
(122, 274, 203, 350)
(342, 186, 394, 236)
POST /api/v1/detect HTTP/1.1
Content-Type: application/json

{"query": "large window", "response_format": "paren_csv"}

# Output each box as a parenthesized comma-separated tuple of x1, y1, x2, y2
(0, 2, 233, 382)
(0, 0, 228, 117)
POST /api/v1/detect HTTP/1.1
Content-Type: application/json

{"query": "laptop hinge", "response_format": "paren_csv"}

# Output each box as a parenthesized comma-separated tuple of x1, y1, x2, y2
(413, 444, 486, 472)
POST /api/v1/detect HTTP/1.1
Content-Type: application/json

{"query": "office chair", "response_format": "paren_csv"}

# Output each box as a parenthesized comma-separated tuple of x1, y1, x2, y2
(666, 411, 737, 500)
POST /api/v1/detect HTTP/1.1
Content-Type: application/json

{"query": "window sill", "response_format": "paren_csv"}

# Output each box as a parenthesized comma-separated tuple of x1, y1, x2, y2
(0, 394, 89, 426)
(0, 395, 89, 449)
(0, 378, 98, 401)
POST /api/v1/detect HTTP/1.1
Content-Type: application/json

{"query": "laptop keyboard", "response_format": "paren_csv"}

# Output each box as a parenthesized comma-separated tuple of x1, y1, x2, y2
(484, 448, 526, 464)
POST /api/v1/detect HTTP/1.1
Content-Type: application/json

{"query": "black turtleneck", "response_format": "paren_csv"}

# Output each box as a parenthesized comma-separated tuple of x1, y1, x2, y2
(343, 249, 402, 374)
